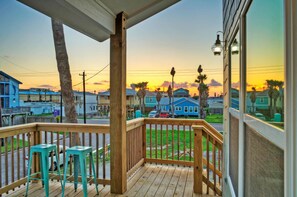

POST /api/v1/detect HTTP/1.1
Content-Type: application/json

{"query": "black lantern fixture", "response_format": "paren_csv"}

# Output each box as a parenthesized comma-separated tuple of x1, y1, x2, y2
(211, 34, 223, 56)
(211, 31, 239, 56)
(231, 39, 239, 55)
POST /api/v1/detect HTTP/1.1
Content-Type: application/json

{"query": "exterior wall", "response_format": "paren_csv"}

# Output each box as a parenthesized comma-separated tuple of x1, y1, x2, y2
(144, 96, 157, 108)
(223, 0, 289, 196)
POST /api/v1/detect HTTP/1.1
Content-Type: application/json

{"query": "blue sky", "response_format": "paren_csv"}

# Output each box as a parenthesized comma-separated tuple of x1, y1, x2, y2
(0, 0, 223, 96)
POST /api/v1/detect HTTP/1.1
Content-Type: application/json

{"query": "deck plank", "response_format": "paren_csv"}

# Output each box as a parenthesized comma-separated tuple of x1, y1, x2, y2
(174, 167, 189, 196)
(163, 166, 182, 196)
(145, 166, 168, 197)
(1, 164, 216, 197)
(134, 165, 162, 197)
(154, 166, 175, 196)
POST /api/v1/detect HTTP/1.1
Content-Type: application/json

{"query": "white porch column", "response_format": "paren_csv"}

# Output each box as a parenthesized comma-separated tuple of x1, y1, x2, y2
(285, 0, 297, 196)
(110, 12, 127, 194)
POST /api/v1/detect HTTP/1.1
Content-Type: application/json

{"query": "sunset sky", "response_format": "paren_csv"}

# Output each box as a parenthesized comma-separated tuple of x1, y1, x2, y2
(0, 0, 223, 96)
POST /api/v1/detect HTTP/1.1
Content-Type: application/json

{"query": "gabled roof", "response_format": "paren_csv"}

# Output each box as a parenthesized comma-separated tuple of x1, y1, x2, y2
(19, 0, 180, 42)
(0, 71, 22, 84)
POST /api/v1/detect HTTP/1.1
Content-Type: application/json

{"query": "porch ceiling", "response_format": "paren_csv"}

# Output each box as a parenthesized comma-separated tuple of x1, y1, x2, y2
(18, 0, 180, 42)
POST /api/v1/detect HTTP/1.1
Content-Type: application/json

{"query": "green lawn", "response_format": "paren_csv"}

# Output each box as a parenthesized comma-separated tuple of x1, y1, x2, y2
(146, 129, 213, 161)
(1, 138, 29, 153)
(205, 114, 223, 123)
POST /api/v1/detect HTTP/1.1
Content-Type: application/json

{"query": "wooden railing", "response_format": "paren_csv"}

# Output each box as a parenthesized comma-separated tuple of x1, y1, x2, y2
(144, 118, 223, 196)
(126, 118, 145, 176)
(0, 123, 110, 195)
(0, 118, 223, 196)
(193, 124, 223, 196)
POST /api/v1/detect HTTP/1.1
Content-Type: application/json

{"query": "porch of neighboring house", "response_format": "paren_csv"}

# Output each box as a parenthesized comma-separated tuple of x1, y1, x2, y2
(0, 118, 223, 196)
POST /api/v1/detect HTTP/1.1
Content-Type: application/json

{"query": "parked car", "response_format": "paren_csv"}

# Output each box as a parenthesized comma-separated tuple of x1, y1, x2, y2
(255, 112, 266, 121)
(148, 110, 159, 118)
(26, 145, 69, 171)
(159, 111, 170, 118)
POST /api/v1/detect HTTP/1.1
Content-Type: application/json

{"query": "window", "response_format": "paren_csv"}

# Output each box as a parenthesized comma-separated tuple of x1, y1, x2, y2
(259, 97, 264, 103)
(175, 106, 179, 111)
(189, 106, 193, 113)
(230, 31, 240, 110)
(246, 0, 284, 127)
(184, 106, 188, 113)
(194, 106, 198, 112)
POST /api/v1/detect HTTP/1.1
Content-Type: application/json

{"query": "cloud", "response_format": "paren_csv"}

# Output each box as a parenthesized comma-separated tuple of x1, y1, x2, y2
(208, 79, 222, 87)
(190, 83, 197, 87)
(231, 81, 252, 89)
(175, 82, 189, 89)
(160, 81, 190, 89)
(100, 80, 109, 83)
(160, 81, 171, 88)
(38, 84, 55, 89)
(94, 82, 103, 85)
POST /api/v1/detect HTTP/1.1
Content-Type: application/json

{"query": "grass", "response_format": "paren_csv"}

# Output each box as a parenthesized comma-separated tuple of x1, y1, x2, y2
(146, 129, 213, 161)
(205, 114, 223, 123)
(1, 138, 29, 153)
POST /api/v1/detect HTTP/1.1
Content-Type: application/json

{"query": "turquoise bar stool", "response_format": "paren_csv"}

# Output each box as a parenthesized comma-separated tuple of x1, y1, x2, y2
(26, 144, 62, 197)
(61, 146, 99, 197)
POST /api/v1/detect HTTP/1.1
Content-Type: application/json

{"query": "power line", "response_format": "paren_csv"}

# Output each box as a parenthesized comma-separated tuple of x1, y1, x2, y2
(73, 64, 110, 87)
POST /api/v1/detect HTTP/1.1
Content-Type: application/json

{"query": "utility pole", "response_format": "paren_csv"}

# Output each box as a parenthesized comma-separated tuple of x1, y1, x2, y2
(79, 71, 87, 124)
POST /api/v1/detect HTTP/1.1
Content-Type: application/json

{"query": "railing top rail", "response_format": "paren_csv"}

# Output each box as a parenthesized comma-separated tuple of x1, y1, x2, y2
(126, 118, 144, 132)
(144, 118, 205, 125)
(36, 122, 110, 133)
(192, 125, 223, 145)
(0, 123, 37, 138)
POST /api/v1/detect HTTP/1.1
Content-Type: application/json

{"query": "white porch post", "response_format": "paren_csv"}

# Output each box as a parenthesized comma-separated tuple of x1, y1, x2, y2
(110, 12, 127, 194)
(285, 0, 297, 196)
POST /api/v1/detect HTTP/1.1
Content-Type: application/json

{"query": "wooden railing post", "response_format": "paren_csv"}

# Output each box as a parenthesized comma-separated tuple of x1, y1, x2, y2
(142, 122, 146, 161)
(193, 126, 203, 194)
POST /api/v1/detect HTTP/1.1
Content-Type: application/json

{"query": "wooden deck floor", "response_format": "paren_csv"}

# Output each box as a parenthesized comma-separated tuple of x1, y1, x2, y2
(3, 164, 215, 197)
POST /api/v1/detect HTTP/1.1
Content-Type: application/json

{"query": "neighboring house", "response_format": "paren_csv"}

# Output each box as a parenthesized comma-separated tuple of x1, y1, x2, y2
(159, 97, 199, 117)
(144, 91, 157, 109)
(19, 88, 61, 103)
(0, 71, 22, 108)
(73, 91, 98, 115)
(20, 100, 57, 115)
(173, 88, 190, 97)
(208, 97, 223, 114)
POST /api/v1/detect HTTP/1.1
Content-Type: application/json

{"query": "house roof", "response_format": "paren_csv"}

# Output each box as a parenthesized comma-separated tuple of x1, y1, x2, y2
(18, 0, 180, 42)
(99, 88, 136, 96)
(0, 71, 22, 84)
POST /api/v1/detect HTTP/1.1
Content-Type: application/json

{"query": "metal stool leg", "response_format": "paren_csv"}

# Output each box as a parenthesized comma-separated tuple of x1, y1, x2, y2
(74, 155, 79, 192)
(25, 150, 33, 197)
(90, 153, 99, 194)
(61, 152, 70, 197)
(79, 154, 88, 197)
(54, 147, 63, 188)
(41, 152, 50, 197)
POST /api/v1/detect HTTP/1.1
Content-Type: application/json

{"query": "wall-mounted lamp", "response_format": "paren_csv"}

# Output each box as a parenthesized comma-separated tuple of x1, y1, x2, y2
(231, 39, 239, 55)
(211, 31, 239, 56)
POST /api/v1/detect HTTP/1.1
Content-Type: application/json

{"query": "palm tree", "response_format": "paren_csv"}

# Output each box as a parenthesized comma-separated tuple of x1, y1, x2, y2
(266, 80, 274, 118)
(195, 65, 208, 119)
(167, 85, 172, 112)
(250, 87, 257, 113)
(272, 86, 280, 115)
(156, 88, 162, 112)
(134, 82, 148, 114)
(52, 18, 80, 178)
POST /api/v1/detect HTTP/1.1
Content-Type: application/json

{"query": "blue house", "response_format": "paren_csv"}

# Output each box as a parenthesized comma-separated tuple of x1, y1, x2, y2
(173, 88, 190, 97)
(159, 97, 199, 117)
(0, 71, 22, 108)
(144, 91, 157, 108)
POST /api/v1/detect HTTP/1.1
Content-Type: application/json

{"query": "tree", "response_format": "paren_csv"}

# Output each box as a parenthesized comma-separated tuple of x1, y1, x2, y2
(134, 82, 148, 114)
(195, 65, 209, 119)
(266, 80, 274, 118)
(156, 88, 162, 112)
(52, 18, 80, 179)
(167, 85, 172, 112)
(250, 87, 257, 113)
